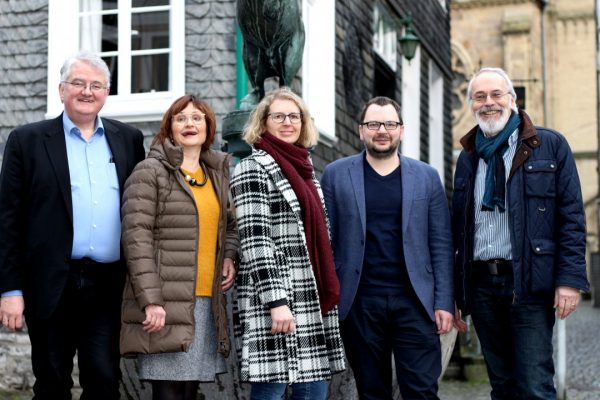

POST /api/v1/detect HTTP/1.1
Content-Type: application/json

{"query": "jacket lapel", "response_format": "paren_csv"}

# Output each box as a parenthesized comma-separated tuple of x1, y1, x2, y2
(254, 151, 303, 217)
(348, 154, 366, 235)
(400, 155, 415, 235)
(44, 114, 73, 223)
(103, 118, 126, 193)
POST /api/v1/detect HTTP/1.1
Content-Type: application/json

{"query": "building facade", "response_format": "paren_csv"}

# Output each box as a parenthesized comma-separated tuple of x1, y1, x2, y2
(0, 0, 454, 396)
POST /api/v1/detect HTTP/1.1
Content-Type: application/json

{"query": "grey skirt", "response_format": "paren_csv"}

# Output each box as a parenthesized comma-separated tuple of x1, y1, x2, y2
(138, 297, 227, 381)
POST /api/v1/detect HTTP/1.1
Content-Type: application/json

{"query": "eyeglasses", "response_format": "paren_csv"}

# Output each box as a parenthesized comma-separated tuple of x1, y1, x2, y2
(62, 80, 108, 92)
(268, 112, 303, 124)
(361, 121, 403, 131)
(471, 91, 510, 103)
(173, 113, 206, 125)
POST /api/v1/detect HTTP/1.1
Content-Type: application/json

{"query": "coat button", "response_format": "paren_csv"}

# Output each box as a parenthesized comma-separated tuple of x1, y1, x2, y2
(536, 247, 541, 252)
(533, 140, 538, 145)
(528, 165, 533, 170)
(523, 150, 528, 155)
(550, 164, 555, 168)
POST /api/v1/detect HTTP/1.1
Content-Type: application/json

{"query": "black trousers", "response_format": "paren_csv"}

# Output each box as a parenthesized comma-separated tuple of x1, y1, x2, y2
(341, 288, 441, 400)
(27, 261, 124, 400)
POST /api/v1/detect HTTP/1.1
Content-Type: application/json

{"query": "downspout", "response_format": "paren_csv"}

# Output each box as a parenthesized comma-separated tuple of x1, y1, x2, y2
(541, 2, 566, 399)
(541, 0, 549, 126)
(596, 0, 600, 247)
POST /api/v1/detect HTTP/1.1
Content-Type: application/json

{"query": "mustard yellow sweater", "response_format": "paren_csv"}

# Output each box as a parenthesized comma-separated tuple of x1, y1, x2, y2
(182, 167, 220, 296)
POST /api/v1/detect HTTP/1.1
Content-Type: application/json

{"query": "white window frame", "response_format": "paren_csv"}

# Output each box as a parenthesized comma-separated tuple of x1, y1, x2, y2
(47, 0, 185, 122)
(401, 46, 421, 158)
(373, 3, 397, 72)
(428, 60, 444, 178)
(302, 0, 336, 141)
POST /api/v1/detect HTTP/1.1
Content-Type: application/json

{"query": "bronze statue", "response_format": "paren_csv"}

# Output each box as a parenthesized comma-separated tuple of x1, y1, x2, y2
(237, 0, 305, 108)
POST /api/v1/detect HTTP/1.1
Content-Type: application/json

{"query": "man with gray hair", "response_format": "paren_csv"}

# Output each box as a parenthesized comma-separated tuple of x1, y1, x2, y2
(0, 51, 145, 399)
(452, 67, 589, 399)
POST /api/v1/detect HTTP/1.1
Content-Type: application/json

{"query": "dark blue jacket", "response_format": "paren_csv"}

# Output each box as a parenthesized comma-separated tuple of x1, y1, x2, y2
(452, 110, 589, 315)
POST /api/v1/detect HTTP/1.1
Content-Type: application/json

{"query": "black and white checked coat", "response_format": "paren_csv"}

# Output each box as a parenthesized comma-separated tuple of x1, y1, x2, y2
(230, 149, 345, 383)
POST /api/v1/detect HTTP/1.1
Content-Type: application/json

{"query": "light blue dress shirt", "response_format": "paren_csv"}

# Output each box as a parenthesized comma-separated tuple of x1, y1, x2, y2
(63, 113, 121, 263)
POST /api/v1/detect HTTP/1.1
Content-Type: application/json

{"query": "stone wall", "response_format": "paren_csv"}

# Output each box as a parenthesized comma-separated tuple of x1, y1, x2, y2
(0, 0, 49, 166)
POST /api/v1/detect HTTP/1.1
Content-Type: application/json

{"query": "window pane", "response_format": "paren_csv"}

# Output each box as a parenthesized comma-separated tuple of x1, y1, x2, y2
(132, 11, 169, 51)
(79, 13, 118, 53)
(102, 0, 118, 10)
(131, 54, 169, 93)
(79, 0, 117, 12)
(102, 14, 119, 51)
(103, 56, 118, 95)
(133, 0, 169, 6)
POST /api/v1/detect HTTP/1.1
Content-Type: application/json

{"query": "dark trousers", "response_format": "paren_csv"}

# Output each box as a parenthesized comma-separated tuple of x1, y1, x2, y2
(341, 289, 441, 400)
(470, 269, 556, 400)
(27, 261, 124, 400)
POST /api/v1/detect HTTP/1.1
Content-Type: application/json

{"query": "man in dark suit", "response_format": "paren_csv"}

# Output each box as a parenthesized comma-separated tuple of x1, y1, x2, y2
(321, 96, 454, 399)
(0, 51, 145, 400)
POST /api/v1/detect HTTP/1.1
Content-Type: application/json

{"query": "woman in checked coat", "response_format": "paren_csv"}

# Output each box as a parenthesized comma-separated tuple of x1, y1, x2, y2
(230, 87, 345, 400)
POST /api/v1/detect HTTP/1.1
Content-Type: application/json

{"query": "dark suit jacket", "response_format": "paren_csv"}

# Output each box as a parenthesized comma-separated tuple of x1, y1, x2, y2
(0, 114, 145, 320)
(321, 152, 454, 321)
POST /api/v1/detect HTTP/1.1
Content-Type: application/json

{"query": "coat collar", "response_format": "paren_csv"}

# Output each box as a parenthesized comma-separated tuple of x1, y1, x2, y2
(147, 138, 230, 173)
(250, 148, 307, 217)
(459, 109, 542, 178)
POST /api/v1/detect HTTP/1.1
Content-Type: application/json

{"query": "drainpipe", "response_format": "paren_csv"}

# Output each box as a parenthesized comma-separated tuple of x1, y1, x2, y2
(596, 0, 600, 248)
(541, 2, 566, 399)
(541, 0, 549, 127)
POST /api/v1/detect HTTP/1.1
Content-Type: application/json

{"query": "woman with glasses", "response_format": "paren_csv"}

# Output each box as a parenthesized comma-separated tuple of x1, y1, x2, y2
(230, 87, 345, 400)
(119, 95, 239, 400)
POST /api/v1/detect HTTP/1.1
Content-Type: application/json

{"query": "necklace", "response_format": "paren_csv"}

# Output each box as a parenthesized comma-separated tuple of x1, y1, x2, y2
(179, 161, 208, 187)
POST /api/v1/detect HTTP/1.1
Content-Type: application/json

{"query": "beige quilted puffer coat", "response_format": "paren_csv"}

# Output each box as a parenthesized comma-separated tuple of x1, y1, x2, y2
(119, 139, 239, 356)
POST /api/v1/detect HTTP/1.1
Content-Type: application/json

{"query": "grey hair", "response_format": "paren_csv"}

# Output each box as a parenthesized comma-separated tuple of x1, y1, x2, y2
(60, 50, 111, 87)
(467, 67, 518, 112)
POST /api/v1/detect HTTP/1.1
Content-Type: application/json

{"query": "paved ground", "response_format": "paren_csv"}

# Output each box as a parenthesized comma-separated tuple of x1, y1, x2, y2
(3, 300, 599, 399)
(438, 299, 600, 400)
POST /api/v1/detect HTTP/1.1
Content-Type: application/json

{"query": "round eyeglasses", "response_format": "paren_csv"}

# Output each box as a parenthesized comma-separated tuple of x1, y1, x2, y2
(471, 91, 511, 103)
(173, 113, 205, 125)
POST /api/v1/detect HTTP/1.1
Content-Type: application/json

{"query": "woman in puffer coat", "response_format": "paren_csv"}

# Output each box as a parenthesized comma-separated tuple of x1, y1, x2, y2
(120, 95, 239, 400)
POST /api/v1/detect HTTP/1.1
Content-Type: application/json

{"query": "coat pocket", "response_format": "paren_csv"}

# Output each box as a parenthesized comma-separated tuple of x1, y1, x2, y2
(529, 239, 556, 293)
(524, 159, 557, 198)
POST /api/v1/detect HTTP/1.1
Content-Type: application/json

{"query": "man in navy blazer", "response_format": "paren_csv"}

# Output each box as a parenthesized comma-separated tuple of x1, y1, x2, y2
(0, 51, 145, 399)
(321, 96, 454, 399)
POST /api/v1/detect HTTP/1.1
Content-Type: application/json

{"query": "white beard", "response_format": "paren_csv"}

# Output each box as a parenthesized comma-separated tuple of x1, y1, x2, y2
(475, 106, 511, 136)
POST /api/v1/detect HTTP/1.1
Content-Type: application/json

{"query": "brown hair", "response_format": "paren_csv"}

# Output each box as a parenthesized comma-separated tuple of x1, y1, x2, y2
(152, 94, 217, 151)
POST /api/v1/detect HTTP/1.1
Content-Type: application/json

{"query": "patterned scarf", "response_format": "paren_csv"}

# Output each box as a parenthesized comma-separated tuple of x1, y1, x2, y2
(475, 111, 521, 212)
(255, 133, 340, 314)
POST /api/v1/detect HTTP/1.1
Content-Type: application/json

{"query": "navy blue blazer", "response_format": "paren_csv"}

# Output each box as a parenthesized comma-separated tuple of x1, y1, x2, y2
(0, 114, 145, 319)
(321, 152, 454, 321)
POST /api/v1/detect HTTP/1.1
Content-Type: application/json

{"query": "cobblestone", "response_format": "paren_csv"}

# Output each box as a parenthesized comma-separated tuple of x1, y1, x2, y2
(439, 299, 600, 399)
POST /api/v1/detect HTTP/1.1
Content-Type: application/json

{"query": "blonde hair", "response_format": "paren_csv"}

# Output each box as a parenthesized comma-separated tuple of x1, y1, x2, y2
(242, 87, 318, 148)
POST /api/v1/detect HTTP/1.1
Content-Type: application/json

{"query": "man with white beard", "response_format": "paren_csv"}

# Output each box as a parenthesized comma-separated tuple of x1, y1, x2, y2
(452, 67, 589, 399)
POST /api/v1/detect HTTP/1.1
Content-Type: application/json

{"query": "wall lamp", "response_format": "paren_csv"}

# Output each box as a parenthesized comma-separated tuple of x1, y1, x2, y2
(399, 13, 420, 61)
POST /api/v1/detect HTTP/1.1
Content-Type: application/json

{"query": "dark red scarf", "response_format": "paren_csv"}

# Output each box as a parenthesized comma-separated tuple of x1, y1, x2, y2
(255, 133, 340, 314)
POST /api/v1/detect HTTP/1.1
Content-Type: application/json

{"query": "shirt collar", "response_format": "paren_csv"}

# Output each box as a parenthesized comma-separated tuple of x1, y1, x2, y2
(508, 128, 519, 147)
(62, 112, 105, 139)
